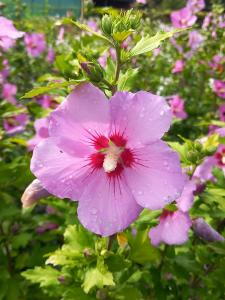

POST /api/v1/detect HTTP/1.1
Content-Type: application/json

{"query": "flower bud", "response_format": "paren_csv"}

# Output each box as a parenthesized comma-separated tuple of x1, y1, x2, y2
(192, 218, 224, 242)
(80, 62, 104, 83)
(21, 179, 50, 208)
(101, 15, 113, 36)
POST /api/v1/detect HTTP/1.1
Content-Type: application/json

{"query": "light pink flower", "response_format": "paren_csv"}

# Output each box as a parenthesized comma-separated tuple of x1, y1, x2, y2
(46, 47, 55, 63)
(171, 7, 197, 29)
(209, 55, 225, 73)
(30, 83, 185, 236)
(1, 83, 17, 104)
(98, 48, 116, 68)
(3, 113, 28, 135)
(188, 31, 204, 50)
(24, 33, 46, 57)
(187, 0, 205, 13)
(136, 0, 146, 4)
(149, 210, 192, 246)
(27, 117, 49, 151)
(213, 79, 225, 99)
(56, 27, 65, 45)
(0, 17, 24, 51)
(170, 37, 183, 54)
(172, 60, 185, 73)
(194, 129, 225, 182)
(202, 13, 212, 29)
(87, 20, 99, 32)
(168, 95, 187, 119)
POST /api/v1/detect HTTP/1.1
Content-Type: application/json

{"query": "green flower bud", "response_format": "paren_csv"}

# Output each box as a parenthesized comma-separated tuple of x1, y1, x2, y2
(101, 15, 113, 36)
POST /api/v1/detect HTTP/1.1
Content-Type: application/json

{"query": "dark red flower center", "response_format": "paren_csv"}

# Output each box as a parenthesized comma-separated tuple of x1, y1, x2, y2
(89, 132, 135, 178)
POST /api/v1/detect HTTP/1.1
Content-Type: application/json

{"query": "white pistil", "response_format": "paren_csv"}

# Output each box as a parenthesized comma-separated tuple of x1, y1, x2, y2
(103, 142, 123, 173)
(222, 156, 225, 165)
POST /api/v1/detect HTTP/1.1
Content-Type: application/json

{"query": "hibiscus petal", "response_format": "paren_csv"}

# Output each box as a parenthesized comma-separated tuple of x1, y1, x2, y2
(149, 211, 191, 246)
(124, 141, 185, 210)
(31, 137, 92, 199)
(77, 170, 142, 237)
(176, 179, 196, 212)
(109, 91, 172, 147)
(49, 83, 110, 143)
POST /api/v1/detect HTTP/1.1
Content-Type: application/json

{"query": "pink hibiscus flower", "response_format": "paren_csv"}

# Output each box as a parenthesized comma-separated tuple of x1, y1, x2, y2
(171, 7, 197, 29)
(24, 33, 46, 57)
(0, 17, 24, 51)
(3, 113, 29, 135)
(168, 95, 188, 119)
(172, 59, 185, 73)
(188, 31, 204, 50)
(149, 210, 192, 246)
(27, 117, 49, 151)
(213, 79, 225, 99)
(1, 82, 17, 104)
(187, 0, 205, 13)
(149, 179, 195, 246)
(30, 83, 185, 236)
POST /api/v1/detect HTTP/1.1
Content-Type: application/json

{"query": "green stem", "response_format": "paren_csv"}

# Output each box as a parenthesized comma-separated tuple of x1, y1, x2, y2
(112, 46, 122, 95)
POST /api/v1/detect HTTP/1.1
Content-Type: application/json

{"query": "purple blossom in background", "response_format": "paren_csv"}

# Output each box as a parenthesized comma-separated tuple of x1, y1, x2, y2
(30, 83, 185, 236)
(24, 33, 46, 57)
(0, 37, 16, 51)
(1, 82, 17, 104)
(27, 117, 49, 151)
(36, 94, 58, 109)
(149, 210, 192, 246)
(46, 47, 55, 63)
(213, 79, 225, 99)
(56, 27, 65, 45)
(0, 17, 24, 51)
(170, 37, 183, 54)
(98, 48, 116, 68)
(202, 13, 212, 29)
(172, 60, 185, 73)
(3, 113, 28, 135)
(0, 59, 10, 83)
(171, 7, 197, 29)
(136, 0, 146, 4)
(187, 0, 205, 13)
(194, 128, 225, 182)
(87, 20, 99, 32)
(168, 95, 188, 119)
(218, 104, 225, 121)
(188, 31, 204, 50)
(209, 55, 225, 73)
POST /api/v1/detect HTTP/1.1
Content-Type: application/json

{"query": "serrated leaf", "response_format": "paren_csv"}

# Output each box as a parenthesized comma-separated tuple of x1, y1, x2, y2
(22, 266, 60, 287)
(82, 267, 115, 293)
(130, 29, 186, 57)
(117, 68, 138, 91)
(21, 80, 84, 99)
(112, 30, 133, 42)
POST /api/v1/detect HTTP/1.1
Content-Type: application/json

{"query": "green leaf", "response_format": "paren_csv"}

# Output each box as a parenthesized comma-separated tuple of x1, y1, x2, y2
(117, 68, 138, 91)
(128, 229, 161, 265)
(63, 18, 113, 45)
(82, 267, 115, 293)
(22, 266, 61, 287)
(63, 288, 95, 300)
(114, 286, 143, 300)
(130, 29, 186, 57)
(21, 80, 84, 99)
